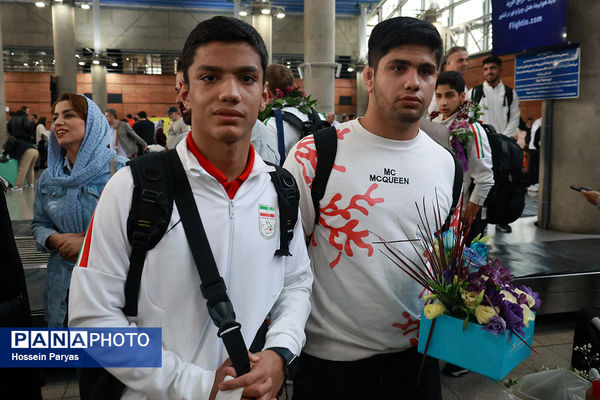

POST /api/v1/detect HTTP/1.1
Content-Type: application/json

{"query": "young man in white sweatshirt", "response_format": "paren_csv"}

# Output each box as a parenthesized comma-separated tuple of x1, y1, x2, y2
(284, 16, 457, 400)
(68, 16, 312, 400)
(432, 70, 494, 242)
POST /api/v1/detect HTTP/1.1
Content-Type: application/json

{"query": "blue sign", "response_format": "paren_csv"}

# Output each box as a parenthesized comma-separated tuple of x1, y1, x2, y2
(493, 0, 567, 55)
(0, 328, 162, 368)
(514, 44, 580, 101)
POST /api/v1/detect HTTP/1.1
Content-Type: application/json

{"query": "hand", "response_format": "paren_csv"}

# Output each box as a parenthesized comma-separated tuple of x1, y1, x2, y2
(581, 190, 600, 206)
(219, 350, 285, 400)
(47, 233, 85, 262)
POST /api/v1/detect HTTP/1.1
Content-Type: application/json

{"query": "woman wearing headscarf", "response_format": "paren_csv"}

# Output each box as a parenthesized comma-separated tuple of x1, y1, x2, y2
(31, 94, 128, 327)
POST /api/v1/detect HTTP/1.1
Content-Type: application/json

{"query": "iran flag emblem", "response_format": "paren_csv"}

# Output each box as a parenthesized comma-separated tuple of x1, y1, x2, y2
(259, 204, 277, 239)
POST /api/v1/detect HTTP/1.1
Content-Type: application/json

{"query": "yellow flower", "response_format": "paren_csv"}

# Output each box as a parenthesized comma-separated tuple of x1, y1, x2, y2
(500, 290, 518, 304)
(514, 288, 536, 309)
(424, 302, 446, 319)
(474, 305, 496, 324)
(461, 290, 479, 310)
(521, 304, 535, 328)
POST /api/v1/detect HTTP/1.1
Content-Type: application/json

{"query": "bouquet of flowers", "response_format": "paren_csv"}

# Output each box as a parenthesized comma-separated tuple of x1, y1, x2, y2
(429, 100, 485, 172)
(379, 198, 542, 380)
(258, 85, 318, 121)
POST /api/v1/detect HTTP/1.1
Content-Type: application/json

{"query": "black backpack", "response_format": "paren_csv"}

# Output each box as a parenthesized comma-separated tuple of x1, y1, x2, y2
(310, 127, 463, 227)
(480, 124, 526, 224)
(273, 107, 330, 165)
(471, 84, 514, 121)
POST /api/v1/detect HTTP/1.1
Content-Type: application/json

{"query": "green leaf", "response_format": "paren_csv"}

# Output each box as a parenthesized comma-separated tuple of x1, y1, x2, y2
(462, 316, 470, 331)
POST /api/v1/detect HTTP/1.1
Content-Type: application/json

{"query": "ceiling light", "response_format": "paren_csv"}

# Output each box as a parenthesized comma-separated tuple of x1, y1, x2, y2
(35, 1, 45, 8)
(23, 63, 29, 67)
(261, 7, 271, 15)
(76, 54, 80, 58)
(78, 61, 85, 66)
(92, 59, 100, 65)
(111, 62, 118, 67)
(81, 2, 90, 10)
(347, 67, 354, 72)
(239, 10, 248, 17)
(276, 8, 285, 18)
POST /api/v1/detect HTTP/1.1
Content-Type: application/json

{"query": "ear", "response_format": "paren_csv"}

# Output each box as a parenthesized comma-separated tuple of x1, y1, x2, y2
(181, 81, 191, 110)
(259, 82, 269, 113)
(363, 66, 375, 95)
(459, 91, 466, 102)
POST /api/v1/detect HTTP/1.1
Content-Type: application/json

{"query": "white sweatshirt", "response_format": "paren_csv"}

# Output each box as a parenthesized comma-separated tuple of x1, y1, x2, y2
(283, 119, 456, 361)
(433, 113, 494, 206)
(468, 81, 520, 137)
(69, 141, 313, 399)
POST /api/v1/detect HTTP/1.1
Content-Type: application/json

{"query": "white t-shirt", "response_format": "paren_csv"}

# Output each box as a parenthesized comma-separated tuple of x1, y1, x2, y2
(283, 119, 456, 361)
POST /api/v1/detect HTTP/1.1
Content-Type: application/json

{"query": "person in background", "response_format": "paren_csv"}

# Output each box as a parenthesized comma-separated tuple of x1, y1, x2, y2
(166, 106, 190, 149)
(175, 60, 192, 126)
(527, 117, 542, 193)
(36, 116, 50, 170)
(468, 55, 520, 233)
(326, 112, 340, 127)
(428, 46, 469, 114)
(579, 188, 600, 209)
(32, 93, 128, 327)
(132, 110, 156, 145)
(126, 113, 136, 127)
(0, 176, 45, 398)
(1, 133, 39, 190)
(154, 119, 167, 147)
(105, 108, 148, 159)
(8, 105, 35, 143)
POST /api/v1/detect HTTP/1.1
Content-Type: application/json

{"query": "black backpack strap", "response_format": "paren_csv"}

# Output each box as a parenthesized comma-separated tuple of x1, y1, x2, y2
(123, 151, 174, 317)
(449, 149, 464, 212)
(504, 85, 514, 121)
(281, 111, 306, 134)
(311, 126, 338, 226)
(471, 85, 484, 105)
(165, 150, 251, 377)
(265, 162, 299, 257)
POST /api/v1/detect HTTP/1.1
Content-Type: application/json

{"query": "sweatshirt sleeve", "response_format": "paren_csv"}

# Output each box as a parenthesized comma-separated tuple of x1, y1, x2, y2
(467, 123, 494, 205)
(68, 167, 216, 399)
(124, 124, 147, 147)
(282, 136, 318, 238)
(263, 206, 313, 355)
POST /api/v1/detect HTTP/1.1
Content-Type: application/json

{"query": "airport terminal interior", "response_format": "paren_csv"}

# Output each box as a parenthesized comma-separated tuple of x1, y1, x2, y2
(1, 0, 599, 399)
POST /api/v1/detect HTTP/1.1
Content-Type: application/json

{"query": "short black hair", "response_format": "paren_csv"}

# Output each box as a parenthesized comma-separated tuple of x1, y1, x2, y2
(482, 55, 502, 67)
(181, 16, 268, 84)
(138, 111, 147, 119)
(443, 46, 467, 66)
(126, 113, 133, 119)
(106, 109, 118, 118)
(436, 71, 465, 93)
(176, 59, 183, 74)
(368, 17, 442, 71)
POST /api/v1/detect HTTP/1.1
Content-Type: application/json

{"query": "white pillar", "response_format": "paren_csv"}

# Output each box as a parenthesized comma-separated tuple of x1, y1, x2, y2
(91, 0, 107, 110)
(233, 0, 241, 18)
(0, 4, 7, 145)
(52, 0, 78, 95)
(356, 4, 369, 116)
(252, 14, 272, 64)
(303, 0, 335, 113)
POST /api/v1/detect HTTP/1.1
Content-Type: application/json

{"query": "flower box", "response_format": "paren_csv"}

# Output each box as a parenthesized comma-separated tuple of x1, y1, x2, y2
(417, 309, 535, 381)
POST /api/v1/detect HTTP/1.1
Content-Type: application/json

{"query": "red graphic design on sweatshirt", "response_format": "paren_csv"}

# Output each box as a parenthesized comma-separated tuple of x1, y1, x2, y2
(318, 183, 384, 268)
(392, 311, 420, 347)
(293, 128, 350, 187)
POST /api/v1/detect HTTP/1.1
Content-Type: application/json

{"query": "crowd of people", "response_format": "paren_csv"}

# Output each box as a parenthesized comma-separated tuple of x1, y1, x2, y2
(2, 13, 597, 400)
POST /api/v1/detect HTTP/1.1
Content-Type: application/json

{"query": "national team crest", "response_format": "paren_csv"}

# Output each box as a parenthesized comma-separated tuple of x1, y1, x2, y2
(258, 204, 277, 239)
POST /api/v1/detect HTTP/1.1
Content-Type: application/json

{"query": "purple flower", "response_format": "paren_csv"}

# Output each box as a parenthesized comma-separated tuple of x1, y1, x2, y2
(466, 273, 486, 292)
(517, 284, 542, 311)
(500, 300, 524, 335)
(482, 315, 506, 336)
(452, 137, 469, 171)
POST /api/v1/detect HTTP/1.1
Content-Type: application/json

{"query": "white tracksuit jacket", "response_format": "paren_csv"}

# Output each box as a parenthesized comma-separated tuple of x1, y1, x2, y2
(68, 141, 313, 399)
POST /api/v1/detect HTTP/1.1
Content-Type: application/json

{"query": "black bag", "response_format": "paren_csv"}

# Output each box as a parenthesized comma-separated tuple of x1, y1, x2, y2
(273, 107, 330, 164)
(471, 84, 514, 121)
(481, 124, 526, 224)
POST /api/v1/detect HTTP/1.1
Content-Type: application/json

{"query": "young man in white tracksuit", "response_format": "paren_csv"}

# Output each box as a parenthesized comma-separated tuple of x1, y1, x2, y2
(68, 17, 313, 400)
(432, 70, 494, 243)
(283, 17, 456, 400)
